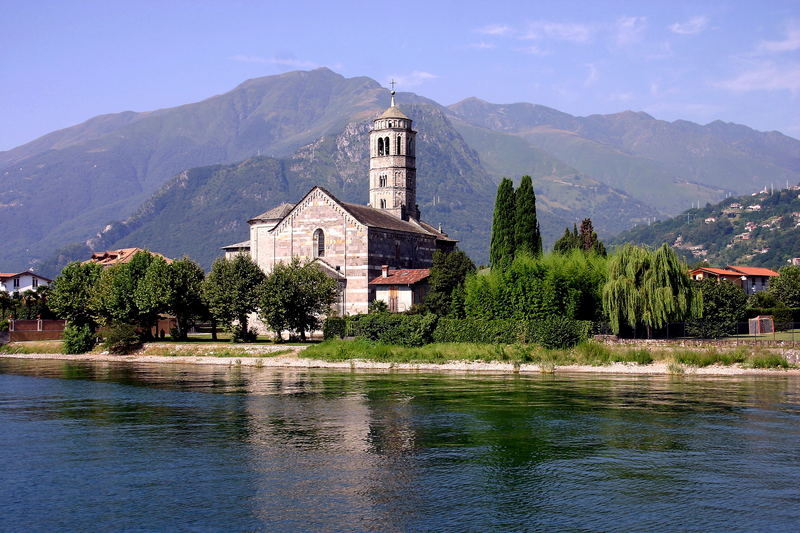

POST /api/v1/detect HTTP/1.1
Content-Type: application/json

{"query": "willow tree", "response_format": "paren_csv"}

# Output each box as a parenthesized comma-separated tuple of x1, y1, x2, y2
(602, 243, 701, 337)
(489, 178, 516, 269)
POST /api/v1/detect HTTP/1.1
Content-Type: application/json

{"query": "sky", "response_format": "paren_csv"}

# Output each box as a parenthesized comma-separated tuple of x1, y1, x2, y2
(2, 0, 799, 150)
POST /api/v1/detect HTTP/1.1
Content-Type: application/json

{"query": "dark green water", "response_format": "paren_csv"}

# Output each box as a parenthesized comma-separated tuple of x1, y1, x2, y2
(1, 358, 799, 532)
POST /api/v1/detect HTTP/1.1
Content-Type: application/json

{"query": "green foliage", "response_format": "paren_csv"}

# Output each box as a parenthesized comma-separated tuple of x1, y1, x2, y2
(686, 279, 748, 338)
(62, 324, 97, 354)
(770, 265, 800, 308)
(368, 299, 389, 314)
(322, 316, 346, 340)
(425, 249, 476, 316)
(553, 224, 580, 254)
(165, 258, 206, 340)
(748, 291, 777, 308)
(257, 257, 339, 341)
(202, 254, 265, 340)
(489, 178, 516, 269)
(531, 316, 588, 349)
(578, 218, 606, 256)
(602, 244, 701, 336)
(48, 261, 103, 329)
(91, 251, 154, 327)
(133, 255, 172, 335)
(465, 250, 607, 322)
(432, 318, 527, 344)
(0, 317, 9, 332)
(514, 175, 542, 256)
(346, 313, 439, 347)
(99, 323, 141, 355)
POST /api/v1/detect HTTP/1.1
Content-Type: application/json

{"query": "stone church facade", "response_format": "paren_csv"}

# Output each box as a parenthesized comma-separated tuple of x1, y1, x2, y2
(235, 92, 455, 316)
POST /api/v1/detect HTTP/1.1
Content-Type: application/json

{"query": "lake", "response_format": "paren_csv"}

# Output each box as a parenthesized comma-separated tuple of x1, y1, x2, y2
(1, 358, 798, 532)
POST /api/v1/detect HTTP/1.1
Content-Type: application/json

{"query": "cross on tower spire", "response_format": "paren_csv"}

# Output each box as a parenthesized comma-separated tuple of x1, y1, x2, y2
(389, 79, 396, 106)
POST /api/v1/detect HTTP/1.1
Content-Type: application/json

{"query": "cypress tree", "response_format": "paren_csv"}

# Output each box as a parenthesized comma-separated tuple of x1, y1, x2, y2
(578, 218, 607, 256)
(514, 175, 542, 256)
(489, 178, 517, 269)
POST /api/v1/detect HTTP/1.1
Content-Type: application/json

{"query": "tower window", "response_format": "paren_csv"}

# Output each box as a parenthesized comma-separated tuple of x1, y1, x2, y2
(380, 199, 387, 208)
(313, 228, 325, 258)
(397, 135, 401, 155)
(378, 137, 384, 156)
(379, 175, 387, 187)
(385, 136, 390, 155)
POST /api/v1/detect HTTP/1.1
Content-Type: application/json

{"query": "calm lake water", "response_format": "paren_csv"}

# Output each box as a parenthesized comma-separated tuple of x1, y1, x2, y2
(1, 359, 799, 532)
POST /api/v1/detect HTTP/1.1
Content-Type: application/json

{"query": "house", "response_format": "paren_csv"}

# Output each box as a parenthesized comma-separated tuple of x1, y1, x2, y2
(726, 266, 779, 294)
(227, 90, 455, 318)
(369, 266, 430, 312)
(0, 271, 52, 296)
(689, 267, 744, 288)
(221, 241, 251, 260)
(84, 248, 172, 267)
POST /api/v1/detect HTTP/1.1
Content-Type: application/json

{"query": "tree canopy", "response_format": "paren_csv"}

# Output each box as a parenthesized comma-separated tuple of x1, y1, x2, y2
(489, 178, 516, 269)
(424, 249, 476, 317)
(514, 175, 542, 257)
(686, 278, 748, 338)
(202, 254, 265, 339)
(769, 265, 800, 308)
(48, 261, 103, 329)
(602, 243, 701, 336)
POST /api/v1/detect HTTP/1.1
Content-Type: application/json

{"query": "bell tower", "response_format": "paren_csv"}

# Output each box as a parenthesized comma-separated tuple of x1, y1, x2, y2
(369, 82, 419, 220)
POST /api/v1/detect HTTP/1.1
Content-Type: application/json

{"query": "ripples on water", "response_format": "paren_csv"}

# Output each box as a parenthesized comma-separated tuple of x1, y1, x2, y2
(0, 359, 798, 532)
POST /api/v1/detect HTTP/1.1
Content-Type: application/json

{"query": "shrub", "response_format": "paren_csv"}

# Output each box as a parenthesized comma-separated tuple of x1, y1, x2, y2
(432, 318, 526, 344)
(231, 325, 258, 343)
(368, 300, 388, 314)
(100, 323, 141, 354)
(532, 316, 587, 349)
(323, 317, 346, 340)
(62, 324, 97, 354)
(746, 352, 789, 369)
(0, 317, 8, 333)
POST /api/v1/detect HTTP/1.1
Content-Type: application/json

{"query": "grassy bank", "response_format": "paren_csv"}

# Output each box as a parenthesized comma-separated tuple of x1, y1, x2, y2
(302, 339, 792, 369)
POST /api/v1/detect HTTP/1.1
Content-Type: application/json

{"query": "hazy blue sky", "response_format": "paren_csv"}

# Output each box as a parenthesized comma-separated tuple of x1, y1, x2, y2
(2, 1, 798, 150)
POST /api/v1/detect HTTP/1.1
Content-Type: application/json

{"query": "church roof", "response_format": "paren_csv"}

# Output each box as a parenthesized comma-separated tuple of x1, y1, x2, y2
(248, 202, 295, 223)
(379, 106, 409, 120)
(369, 268, 430, 286)
(339, 200, 454, 241)
(221, 240, 251, 250)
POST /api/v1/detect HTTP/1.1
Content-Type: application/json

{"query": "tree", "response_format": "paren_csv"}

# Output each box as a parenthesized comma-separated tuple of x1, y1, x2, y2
(133, 256, 172, 337)
(686, 279, 748, 338)
(202, 254, 265, 341)
(258, 258, 339, 341)
(578, 218, 606, 256)
(166, 258, 206, 339)
(514, 175, 542, 256)
(769, 265, 800, 308)
(0, 291, 13, 319)
(48, 261, 103, 329)
(424, 249, 476, 316)
(91, 251, 155, 335)
(553, 225, 580, 254)
(602, 243, 701, 337)
(489, 178, 516, 269)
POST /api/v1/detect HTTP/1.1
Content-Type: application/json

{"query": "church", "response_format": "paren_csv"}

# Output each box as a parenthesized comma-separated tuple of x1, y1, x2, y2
(225, 89, 455, 315)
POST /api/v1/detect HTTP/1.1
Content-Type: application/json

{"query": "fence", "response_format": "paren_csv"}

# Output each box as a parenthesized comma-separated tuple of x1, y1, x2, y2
(593, 320, 800, 347)
(8, 319, 66, 341)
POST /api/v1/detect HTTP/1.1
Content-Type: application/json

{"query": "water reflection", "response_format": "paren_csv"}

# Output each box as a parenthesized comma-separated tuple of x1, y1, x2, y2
(0, 359, 799, 532)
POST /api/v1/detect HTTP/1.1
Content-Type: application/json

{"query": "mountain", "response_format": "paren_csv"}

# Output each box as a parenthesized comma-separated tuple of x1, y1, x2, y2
(447, 98, 800, 215)
(3, 68, 800, 273)
(610, 185, 800, 269)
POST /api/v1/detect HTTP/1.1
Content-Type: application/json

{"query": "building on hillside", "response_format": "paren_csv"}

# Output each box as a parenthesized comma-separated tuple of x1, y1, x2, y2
(791, 258, 800, 266)
(84, 248, 172, 267)
(369, 266, 431, 312)
(726, 265, 779, 294)
(0, 271, 52, 296)
(225, 89, 455, 317)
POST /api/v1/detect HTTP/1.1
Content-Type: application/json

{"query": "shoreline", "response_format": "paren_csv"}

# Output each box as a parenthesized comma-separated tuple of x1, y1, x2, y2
(2, 352, 799, 377)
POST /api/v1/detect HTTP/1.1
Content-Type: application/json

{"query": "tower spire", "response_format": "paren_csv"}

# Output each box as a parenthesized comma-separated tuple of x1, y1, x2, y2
(389, 79, 396, 107)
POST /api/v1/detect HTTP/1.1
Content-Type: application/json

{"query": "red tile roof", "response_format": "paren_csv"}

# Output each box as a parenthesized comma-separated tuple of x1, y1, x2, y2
(727, 266, 780, 277)
(84, 248, 172, 267)
(690, 267, 742, 278)
(369, 268, 431, 286)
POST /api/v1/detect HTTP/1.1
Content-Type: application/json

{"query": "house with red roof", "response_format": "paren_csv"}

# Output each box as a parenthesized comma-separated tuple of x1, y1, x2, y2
(369, 265, 431, 312)
(726, 266, 780, 294)
(689, 267, 744, 288)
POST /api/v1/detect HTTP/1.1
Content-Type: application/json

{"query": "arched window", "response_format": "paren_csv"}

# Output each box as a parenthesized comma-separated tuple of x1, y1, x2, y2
(380, 199, 387, 208)
(379, 175, 387, 187)
(378, 137, 384, 156)
(385, 136, 390, 155)
(407, 137, 414, 155)
(397, 135, 402, 155)
(313, 228, 325, 258)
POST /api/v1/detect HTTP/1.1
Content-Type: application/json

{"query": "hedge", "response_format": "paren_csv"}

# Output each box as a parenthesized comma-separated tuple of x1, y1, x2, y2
(744, 307, 800, 323)
(432, 318, 529, 344)
(346, 313, 438, 347)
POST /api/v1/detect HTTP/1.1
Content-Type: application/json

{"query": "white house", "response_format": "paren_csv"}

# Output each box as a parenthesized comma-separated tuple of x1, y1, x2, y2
(0, 271, 52, 296)
(368, 266, 430, 312)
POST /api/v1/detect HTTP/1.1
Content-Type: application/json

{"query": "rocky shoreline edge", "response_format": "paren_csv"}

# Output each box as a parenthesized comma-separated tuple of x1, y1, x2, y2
(3, 351, 799, 377)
